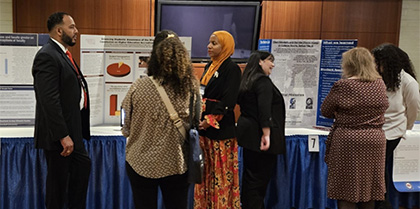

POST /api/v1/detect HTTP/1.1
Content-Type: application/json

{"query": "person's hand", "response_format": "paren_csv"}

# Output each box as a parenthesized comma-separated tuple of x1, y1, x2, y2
(60, 135, 74, 157)
(260, 135, 270, 151)
(199, 120, 210, 130)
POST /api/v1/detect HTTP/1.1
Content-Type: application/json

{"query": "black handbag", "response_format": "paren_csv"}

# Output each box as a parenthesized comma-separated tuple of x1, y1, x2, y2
(187, 92, 204, 184)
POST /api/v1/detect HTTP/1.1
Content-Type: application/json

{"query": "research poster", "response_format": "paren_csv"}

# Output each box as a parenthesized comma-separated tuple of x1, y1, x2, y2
(0, 33, 49, 126)
(316, 40, 358, 127)
(0, 85, 35, 126)
(0, 35, 37, 85)
(258, 39, 357, 128)
(80, 35, 192, 125)
(0, 33, 191, 126)
(393, 130, 420, 192)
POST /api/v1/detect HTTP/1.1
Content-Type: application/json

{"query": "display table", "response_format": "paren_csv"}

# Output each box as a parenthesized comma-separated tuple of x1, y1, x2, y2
(1, 126, 419, 209)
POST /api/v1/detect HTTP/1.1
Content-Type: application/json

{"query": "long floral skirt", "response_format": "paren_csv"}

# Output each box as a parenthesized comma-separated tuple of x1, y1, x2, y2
(193, 136, 241, 209)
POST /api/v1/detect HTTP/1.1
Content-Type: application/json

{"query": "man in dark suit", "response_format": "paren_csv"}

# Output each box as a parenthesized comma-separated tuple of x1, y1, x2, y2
(32, 12, 91, 209)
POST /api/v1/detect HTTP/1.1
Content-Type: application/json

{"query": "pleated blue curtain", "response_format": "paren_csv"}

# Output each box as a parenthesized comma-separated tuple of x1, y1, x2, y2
(263, 135, 336, 209)
(1, 138, 46, 209)
(1, 135, 419, 209)
(1, 136, 134, 209)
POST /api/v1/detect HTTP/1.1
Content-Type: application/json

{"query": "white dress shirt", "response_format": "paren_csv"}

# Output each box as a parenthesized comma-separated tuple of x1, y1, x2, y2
(50, 38, 85, 110)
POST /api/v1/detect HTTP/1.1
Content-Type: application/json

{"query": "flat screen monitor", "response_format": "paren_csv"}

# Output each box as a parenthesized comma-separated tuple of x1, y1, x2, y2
(156, 1, 261, 62)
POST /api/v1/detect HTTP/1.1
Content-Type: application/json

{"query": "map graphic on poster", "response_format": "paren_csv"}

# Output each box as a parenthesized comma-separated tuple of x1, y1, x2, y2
(258, 39, 357, 128)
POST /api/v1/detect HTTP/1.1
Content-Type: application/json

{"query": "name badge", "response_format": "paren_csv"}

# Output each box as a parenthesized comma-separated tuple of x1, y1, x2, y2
(200, 85, 206, 96)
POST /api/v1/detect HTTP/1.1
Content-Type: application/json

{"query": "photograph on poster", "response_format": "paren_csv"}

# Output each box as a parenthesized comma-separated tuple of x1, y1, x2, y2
(136, 54, 150, 78)
(138, 56, 149, 68)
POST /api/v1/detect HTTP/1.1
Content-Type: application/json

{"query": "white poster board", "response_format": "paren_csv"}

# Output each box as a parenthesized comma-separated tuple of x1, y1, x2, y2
(80, 34, 192, 125)
(393, 130, 420, 192)
(258, 39, 358, 128)
(0, 33, 50, 126)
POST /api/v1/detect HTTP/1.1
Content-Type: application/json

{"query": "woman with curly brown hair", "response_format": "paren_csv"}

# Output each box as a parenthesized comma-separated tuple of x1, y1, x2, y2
(122, 31, 200, 209)
(371, 43, 420, 209)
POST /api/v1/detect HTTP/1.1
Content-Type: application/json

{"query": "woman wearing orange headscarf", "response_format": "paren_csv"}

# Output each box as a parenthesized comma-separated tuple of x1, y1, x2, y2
(194, 31, 242, 208)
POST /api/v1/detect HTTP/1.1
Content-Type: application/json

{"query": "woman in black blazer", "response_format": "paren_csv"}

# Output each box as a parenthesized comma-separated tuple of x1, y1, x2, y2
(193, 30, 242, 209)
(237, 50, 286, 209)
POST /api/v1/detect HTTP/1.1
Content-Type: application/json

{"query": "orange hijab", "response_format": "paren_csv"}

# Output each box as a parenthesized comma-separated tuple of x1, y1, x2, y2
(201, 31, 235, 86)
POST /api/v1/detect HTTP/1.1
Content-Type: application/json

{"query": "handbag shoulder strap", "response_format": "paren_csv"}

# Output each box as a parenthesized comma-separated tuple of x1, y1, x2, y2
(149, 76, 187, 138)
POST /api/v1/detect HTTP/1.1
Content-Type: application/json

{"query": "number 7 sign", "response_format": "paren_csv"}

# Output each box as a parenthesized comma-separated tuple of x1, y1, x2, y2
(308, 135, 320, 152)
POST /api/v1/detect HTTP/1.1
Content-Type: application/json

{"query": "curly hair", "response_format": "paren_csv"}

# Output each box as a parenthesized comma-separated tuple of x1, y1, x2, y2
(341, 47, 381, 82)
(148, 37, 198, 96)
(372, 43, 417, 91)
(147, 30, 179, 76)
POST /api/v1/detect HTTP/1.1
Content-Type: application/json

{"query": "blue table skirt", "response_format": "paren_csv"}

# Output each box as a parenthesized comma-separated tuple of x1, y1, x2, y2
(1, 136, 419, 209)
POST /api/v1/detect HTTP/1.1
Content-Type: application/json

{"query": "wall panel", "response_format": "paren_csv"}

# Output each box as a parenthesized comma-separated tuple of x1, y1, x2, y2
(262, 32, 322, 40)
(121, 0, 152, 34)
(13, 0, 154, 62)
(260, 0, 402, 49)
(260, 1, 322, 39)
(1, 0, 13, 32)
(42, 1, 71, 21)
(120, 29, 151, 36)
(13, 0, 402, 59)
(70, 0, 95, 29)
(14, 0, 43, 29)
(321, 0, 401, 33)
(94, 0, 122, 30)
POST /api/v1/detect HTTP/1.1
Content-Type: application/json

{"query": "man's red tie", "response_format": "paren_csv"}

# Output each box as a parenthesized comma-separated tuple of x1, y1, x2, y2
(66, 50, 88, 109)
(66, 50, 78, 71)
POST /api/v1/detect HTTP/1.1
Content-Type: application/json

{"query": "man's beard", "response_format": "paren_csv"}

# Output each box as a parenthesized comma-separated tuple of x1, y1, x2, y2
(62, 31, 76, 47)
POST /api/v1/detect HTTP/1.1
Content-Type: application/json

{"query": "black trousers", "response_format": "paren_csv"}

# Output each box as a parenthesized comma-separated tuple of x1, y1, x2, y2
(44, 149, 91, 209)
(385, 138, 401, 196)
(241, 148, 277, 209)
(125, 162, 190, 209)
(375, 138, 401, 209)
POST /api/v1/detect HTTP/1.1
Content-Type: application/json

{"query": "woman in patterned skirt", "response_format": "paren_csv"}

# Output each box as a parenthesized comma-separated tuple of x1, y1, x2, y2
(321, 47, 389, 209)
(194, 30, 242, 209)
